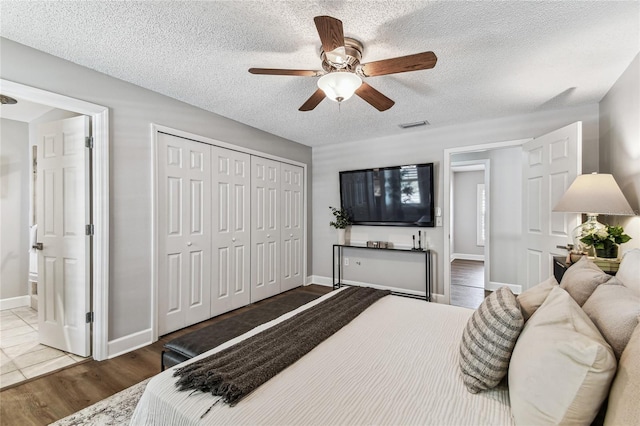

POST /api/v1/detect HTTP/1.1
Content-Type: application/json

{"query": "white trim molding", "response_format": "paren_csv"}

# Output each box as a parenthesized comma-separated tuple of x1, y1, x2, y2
(0, 296, 30, 311)
(451, 253, 485, 261)
(1, 79, 110, 361)
(486, 281, 522, 295)
(107, 328, 153, 359)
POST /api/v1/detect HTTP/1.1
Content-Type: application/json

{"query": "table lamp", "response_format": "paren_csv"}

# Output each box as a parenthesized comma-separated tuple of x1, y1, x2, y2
(553, 173, 634, 253)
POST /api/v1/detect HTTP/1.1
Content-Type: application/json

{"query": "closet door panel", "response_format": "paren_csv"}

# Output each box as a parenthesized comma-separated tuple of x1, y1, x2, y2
(251, 157, 281, 302)
(158, 134, 211, 335)
(211, 147, 251, 315)
(281, 164, 304, 291)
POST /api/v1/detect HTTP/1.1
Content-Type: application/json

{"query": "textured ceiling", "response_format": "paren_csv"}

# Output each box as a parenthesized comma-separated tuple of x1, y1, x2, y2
(1, 1, 638, 147)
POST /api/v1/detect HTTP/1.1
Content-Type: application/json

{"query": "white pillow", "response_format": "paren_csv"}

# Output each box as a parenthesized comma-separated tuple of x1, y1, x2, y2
(617, 248, 640, 297)
(509, 286, 617, 425)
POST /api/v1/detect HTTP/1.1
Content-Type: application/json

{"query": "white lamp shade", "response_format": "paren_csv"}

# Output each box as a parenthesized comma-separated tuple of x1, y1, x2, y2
(553, 173, 635, 215)
(317, 72, 362, 103)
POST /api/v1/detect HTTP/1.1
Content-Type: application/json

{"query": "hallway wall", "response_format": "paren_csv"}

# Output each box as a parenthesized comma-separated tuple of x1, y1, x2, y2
(0, 118, 29, 302)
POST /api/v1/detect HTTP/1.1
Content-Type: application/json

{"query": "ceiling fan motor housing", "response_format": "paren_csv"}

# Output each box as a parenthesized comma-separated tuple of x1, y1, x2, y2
(320, 37, 363, 73)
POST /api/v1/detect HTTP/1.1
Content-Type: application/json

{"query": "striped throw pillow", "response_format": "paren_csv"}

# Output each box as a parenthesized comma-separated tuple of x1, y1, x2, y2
(459, 286, 524, 393)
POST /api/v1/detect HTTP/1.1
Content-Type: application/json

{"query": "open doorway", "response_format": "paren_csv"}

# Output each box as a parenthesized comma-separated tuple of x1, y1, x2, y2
(0, 81, 110, 388)
(1, 102, 90, 388)
(450, 160, 489, 309)
(443, 139, 527, 306)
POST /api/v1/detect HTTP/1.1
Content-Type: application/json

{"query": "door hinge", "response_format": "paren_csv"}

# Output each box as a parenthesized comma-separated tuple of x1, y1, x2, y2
(85, 136, 94, 149)
(86, 312, 94, 323)
(86, 224, 94, 236)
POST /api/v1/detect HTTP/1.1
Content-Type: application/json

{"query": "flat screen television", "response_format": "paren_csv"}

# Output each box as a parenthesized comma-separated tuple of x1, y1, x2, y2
(339, 163, 435, 227)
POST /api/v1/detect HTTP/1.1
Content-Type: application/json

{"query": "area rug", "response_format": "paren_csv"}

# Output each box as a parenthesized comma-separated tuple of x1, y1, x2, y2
(50, 378, 149, 426)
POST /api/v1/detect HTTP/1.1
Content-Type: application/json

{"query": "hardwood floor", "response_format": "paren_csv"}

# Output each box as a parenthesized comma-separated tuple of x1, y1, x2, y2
(450, 259, 489, 309)
(0, 285, 332, 426)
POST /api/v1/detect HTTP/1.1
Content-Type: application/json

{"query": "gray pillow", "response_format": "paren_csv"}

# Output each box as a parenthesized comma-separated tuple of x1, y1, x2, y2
(517, 276, 558, 321)
(459, 286, 524, 393)
(604, 322, 640, 426)
(583, 278, 640, 360)
(560, 256, 612, 306)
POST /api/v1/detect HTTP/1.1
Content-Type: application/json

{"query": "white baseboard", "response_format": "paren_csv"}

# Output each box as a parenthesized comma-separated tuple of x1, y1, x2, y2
(0, 295, 30, 311)
(431, 293, 446, 304)
(306, 275, 333, 287)
(451, 253, 485, 261)
(486, 281, 522, 295)
(107, 328, 153, 359)
(308, 275, 432, 299)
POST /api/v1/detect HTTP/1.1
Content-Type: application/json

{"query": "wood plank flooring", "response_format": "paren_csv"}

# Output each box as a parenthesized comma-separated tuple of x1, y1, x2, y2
(450, 259, 488, 309)
(0, 285, 332, 426)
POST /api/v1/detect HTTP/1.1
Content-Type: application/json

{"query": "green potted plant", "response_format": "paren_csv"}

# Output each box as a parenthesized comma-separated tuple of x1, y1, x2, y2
(329, 206, 352, 245)
(579, 224, 631, 259)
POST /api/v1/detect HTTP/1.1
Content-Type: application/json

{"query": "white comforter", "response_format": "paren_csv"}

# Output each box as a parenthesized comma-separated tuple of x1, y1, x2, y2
(131, 289, 514, 425)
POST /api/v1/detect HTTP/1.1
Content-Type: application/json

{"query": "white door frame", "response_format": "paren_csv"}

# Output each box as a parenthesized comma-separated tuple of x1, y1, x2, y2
(1, 79, 110, 360)
(150, 124, 308, 341)
(443, 138, 529, 305)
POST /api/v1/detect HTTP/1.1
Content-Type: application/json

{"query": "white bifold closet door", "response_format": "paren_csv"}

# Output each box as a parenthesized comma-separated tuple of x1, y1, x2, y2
(157, 134, 212, 335)
(211, 147, 251, 316)
(251, 157, 281, 303)
(280, 163, 304, 292)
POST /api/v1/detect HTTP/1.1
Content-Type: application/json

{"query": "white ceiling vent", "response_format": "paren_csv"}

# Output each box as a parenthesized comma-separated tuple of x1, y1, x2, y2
(398, 120, 430, 129)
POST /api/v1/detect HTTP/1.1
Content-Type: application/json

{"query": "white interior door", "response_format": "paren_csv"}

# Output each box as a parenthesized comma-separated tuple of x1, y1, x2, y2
(36, 116, 91, 357)
(281, 163, 304, 292)
(211, 147, 251, 315)
(157, 133, 212, 335)
(521, 122, 582, 289)
(251, 157, 280, 303)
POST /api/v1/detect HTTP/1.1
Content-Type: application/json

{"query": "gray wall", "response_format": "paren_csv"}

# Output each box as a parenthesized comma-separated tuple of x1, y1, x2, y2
(0, 37, 312, 341)
(452, 170, 485, 257)
(0, 118, 30, 300)
(599, 53, 640, 252)
(312, 103, 599, 295)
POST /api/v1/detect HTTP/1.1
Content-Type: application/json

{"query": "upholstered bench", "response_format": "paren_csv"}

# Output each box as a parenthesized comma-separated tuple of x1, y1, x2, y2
(161, 291, 322, 370)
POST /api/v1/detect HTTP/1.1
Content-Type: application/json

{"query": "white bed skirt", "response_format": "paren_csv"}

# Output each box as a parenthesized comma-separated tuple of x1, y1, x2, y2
(131, 289, 514, 425)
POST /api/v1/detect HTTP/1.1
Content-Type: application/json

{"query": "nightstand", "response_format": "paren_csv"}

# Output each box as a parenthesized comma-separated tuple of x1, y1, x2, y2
(552, 256, 620, 283)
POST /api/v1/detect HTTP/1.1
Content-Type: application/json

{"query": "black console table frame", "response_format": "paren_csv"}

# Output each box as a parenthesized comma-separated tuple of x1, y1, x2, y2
(332, 244, 431, 302)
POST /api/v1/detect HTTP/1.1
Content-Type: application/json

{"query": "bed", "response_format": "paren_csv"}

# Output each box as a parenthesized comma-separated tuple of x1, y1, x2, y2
(131, 249, 640, 426)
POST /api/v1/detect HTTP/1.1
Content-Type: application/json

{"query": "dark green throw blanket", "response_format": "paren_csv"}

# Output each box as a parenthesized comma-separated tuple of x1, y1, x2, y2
(173, 286, 390, 407)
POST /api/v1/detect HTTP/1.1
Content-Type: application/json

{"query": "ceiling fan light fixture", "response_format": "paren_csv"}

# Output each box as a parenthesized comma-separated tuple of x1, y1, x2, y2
(317, 72, 362, 103)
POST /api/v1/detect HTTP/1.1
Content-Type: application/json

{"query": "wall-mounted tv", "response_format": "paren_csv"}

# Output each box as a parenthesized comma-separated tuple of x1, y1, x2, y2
(339, 163, 435, 227)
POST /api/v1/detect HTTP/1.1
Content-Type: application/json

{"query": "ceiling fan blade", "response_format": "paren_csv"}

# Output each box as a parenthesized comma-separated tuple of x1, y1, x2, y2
(249, 68, 323, 77)
(314, 16, 345, 54)
(355, 82, 395, 111)
(299, 89, 326, 111)
(359, 51, 437, 77)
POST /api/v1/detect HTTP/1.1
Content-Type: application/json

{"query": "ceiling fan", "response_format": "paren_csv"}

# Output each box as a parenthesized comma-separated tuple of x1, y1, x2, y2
(249, 16, 437, 112)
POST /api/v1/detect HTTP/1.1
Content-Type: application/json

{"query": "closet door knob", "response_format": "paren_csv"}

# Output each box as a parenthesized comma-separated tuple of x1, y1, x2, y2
(267, 234, 271, 238)
(232, 237, 236, 242)
(187, 242, 192, 247)
(290, 233, 293, 237)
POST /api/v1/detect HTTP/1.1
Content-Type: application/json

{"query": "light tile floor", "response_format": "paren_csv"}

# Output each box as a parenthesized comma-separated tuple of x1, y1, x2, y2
(0, 307, 87, 389)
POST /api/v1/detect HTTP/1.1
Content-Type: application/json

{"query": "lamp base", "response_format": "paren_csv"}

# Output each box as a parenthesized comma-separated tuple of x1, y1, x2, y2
(571, 214, 605, 255)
